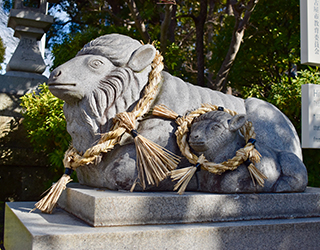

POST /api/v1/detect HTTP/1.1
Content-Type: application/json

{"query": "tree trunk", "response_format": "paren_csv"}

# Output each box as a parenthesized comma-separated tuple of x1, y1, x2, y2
(212, 0, 259, 92)
(168, 4, 177, 43)
(160, 4, 173, 55)
(206, 0, 217, 86)
(194, 0, 208, 87)
(214, 21, 245, 92)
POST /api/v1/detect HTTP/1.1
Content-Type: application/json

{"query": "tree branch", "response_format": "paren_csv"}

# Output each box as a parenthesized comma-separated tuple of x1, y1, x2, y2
(178, 27, 196, 47)
(175, 14, 196, 21)
(126, 0, 151, 43)
(212, 0, 259, 92)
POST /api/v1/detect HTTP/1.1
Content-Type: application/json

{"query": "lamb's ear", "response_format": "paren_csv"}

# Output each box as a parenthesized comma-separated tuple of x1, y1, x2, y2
(127, 44, 156, 72)
(228, 114, 247, 132)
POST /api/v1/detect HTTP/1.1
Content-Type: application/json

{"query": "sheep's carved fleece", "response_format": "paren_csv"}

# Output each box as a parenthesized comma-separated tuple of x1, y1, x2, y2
(48, 33, 307, 193)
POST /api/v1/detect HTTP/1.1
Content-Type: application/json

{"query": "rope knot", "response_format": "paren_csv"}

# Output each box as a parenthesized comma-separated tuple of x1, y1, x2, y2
(131, 129, 139, 138)
(248, 138, 256, 145)
(175, 115, 184, 126)
(114, 112, 136, 133)
(64, 168, 74, 176)
(218, 106, 224, 111)
(195, 154, 206, 172)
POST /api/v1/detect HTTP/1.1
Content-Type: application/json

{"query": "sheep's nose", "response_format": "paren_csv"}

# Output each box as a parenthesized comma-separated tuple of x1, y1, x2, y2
(52, 70, 62, 80)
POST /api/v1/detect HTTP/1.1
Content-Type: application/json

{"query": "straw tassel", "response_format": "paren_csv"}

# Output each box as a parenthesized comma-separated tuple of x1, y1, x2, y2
(114, 111, 181, 191)
(247, 162, 267, 187)
(170, 154, 206, 195)
(133, 130, 180, 189)
(152, 104, 179, 120)
(246, 148, 267, 187)
(244, 138, 266, 186)
(32, 147, 81, 213)
(171, 166, 197, 195)
(32, 168, 73, 213)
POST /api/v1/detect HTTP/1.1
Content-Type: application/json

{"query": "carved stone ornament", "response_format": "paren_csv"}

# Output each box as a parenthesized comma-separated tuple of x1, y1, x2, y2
(48, 34, 307, 193)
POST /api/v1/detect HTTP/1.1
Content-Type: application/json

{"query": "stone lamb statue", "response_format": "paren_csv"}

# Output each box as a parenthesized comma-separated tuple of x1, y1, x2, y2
(189, 111, 308, 193)
(48, 33, 306, 193)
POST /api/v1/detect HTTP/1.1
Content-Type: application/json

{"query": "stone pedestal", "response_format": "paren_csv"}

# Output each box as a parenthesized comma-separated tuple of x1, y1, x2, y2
(4, 185, 320, 249)
(0, 71, 47, 96)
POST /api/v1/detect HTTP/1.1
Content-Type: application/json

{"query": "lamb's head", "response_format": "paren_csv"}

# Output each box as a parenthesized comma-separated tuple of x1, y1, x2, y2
(189, 111, 247, 161)
(47, 34, 157, 152)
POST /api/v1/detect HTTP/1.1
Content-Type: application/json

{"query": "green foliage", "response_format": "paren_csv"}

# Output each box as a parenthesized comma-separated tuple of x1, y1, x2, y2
(154, 41, 194, 81)
(50, 27, 101, 70)
(229, 0, 301, 93)
(20, 83, 71, 171)
(242, 66, 320, 133)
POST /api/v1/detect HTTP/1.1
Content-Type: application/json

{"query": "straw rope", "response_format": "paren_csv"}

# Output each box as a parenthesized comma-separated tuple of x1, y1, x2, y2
(34, 49, 181, 213)
(66, 50, 166, 170)
(152, 103, 267, 194)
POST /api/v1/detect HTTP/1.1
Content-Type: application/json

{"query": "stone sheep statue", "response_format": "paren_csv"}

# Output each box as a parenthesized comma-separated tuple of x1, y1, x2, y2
(48, 33, 305, 192)
(189, 111, 308, 193)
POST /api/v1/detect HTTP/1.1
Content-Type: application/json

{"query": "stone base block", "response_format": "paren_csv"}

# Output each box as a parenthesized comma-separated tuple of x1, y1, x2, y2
(4, 201, 320, 250)
(58, 184, 320, 227)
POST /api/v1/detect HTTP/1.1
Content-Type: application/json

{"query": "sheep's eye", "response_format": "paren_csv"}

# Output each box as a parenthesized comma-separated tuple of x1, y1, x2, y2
(90, 59, 104, 69)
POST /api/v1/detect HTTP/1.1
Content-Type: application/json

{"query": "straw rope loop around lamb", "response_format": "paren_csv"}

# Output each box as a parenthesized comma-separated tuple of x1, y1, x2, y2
(152, 103, 267, 195)
(33, 49, 180, 214)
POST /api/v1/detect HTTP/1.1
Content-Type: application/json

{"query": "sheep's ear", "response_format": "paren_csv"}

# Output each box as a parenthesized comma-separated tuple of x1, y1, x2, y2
(127, 44, 156, 72)
(228, 114, 246, 132)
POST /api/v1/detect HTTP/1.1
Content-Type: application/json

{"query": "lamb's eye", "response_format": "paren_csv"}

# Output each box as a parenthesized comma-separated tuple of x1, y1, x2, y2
(90, 59, 104, 69)
(211, 124, 220, 130)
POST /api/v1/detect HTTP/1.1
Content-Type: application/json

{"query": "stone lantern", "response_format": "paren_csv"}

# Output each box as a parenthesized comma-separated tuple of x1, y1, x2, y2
(0, 0, 55, 189)
(6, 0, 54, 74)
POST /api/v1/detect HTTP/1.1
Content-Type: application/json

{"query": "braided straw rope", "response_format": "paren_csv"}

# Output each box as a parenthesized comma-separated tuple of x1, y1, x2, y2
(65, 50, 166, 170)
(152, 103, 267, 194)
(34, 49, 181, 213)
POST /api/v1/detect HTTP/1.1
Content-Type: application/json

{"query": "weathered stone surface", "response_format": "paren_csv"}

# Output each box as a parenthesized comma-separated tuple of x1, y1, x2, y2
(8, 9, 54, 33)
(189, 111, 308, 193)
(58, 184, 320, 227)
(5, 192, 320, 250)
(0, 72, 47, 95)
(48, 34, 303, 192)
